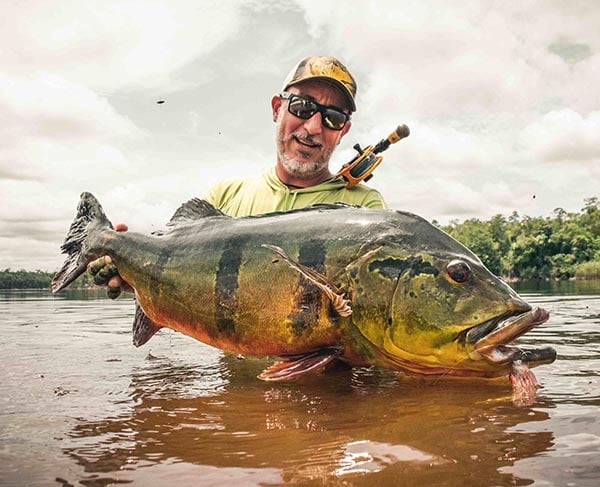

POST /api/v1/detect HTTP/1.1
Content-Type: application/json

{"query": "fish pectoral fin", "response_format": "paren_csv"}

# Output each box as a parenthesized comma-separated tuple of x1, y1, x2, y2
(258, 347, 344, 381)
(132, 302, 163, 347)
(262, 244, 351, 317)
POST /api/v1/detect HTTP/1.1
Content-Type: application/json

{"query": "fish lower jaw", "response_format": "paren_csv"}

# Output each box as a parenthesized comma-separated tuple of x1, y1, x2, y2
(474, 344, 557, 368)
(472, 344, 525, 364)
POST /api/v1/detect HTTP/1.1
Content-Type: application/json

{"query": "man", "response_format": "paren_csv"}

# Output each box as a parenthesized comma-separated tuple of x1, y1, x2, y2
(89, 56, 386, 296)
(205, 55, 385, 215)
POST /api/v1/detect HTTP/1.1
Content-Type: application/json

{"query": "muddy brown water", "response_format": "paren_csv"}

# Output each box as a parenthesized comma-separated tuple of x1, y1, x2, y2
(1, 283, 599, 486)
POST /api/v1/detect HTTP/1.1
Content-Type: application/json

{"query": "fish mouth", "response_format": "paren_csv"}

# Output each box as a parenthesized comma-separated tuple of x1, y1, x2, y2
(465, 307, 556, 367)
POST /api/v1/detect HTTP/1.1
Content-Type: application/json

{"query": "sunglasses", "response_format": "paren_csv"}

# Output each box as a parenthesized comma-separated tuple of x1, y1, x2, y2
(279, 92, 350, 131)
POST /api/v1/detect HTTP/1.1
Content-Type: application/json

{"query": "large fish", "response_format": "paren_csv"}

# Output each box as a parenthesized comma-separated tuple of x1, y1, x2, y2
(52, 192, 556, 392)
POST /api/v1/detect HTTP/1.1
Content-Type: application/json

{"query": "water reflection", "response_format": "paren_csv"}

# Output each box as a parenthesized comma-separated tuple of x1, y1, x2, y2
(3, 288, 599, 487)
(63, 354, 555, 486)
(514, 279, 600, 296)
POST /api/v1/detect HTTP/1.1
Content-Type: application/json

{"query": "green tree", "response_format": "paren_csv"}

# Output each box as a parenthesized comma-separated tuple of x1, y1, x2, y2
(442, 198, 600, 281)
(444, 218, 503, 275)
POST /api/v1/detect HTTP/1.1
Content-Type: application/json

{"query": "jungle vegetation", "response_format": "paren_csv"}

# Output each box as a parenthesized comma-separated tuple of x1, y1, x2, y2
(441, 197, 600, 280)
(0, 269, 94, 290)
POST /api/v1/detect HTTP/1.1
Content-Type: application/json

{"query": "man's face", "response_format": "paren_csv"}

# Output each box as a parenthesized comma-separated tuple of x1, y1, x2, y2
(272, 79, 352, 184)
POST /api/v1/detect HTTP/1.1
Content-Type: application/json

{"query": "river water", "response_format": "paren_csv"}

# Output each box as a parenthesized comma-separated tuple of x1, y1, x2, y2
(1, 283, 599, 486)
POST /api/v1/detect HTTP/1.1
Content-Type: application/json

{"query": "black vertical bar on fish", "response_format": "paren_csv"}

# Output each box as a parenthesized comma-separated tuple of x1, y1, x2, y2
(215, 238, 246, 334)
(147, 249, 172, 292)
(288, 240, 327, 336)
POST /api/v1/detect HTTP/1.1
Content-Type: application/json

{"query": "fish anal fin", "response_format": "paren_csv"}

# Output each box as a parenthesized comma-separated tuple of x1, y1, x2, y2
(258, 347, 343, 381)
(262, 244, 351, 317)
(132, 302, 163, 347)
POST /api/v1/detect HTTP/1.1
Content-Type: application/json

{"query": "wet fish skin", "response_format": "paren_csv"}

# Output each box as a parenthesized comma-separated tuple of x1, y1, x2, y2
(52, 192, 556, 380)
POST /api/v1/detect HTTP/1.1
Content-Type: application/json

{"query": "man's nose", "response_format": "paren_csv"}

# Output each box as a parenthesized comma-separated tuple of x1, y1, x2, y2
(302, 111, 324, 135)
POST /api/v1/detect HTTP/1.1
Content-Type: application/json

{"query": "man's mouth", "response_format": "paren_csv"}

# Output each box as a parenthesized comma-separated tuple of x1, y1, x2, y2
(293, 135, 322, 150)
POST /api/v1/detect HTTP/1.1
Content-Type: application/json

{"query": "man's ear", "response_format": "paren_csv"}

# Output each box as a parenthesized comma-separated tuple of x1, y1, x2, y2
(335, 120, 352, 146)
(340, 120, 352, 138)
(271, 95, 283, 122)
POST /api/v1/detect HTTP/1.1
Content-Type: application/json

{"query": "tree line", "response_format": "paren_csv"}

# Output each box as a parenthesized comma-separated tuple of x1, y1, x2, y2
(441, 197, 600, 280)
(0, 269, 94, 290)
(1, 197, 599, 289)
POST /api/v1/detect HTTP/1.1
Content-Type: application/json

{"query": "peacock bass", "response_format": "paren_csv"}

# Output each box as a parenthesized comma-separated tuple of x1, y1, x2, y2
(52, 192, 556, 394)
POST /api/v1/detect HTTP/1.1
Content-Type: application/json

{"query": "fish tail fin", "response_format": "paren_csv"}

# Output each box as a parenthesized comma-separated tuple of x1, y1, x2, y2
(51, 192, 113, 293)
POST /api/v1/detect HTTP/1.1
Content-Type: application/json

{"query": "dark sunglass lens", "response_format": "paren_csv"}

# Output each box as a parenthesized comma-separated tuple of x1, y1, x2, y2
(288, 97, 317, 119)
(322, 109, 347, 130)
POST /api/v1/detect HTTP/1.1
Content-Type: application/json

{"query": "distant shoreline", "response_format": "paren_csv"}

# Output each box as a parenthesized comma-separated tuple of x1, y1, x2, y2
(1, 269, 598, 291)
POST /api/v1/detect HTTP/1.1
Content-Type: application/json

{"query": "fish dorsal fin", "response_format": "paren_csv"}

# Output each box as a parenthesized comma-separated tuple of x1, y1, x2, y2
(262, 244, 352, 317)
(167, 199, 227, 227)
(132, 302, 163, 346)
(258, 347, 344, 381)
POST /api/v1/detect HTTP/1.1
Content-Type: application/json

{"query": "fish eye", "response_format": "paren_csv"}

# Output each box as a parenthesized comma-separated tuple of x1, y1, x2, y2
(447, 260, 470, 283)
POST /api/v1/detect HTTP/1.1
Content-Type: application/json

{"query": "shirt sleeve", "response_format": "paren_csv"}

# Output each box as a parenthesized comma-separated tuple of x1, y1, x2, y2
(360, 189, 387, 209)
(205, 179, 243, 210)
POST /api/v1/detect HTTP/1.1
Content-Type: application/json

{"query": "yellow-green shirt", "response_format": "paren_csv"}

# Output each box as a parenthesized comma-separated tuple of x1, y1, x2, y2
(206, 167, 386, 217)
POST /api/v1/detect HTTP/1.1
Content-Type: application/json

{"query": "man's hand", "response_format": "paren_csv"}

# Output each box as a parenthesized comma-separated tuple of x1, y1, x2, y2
(86, 223, 133, 299)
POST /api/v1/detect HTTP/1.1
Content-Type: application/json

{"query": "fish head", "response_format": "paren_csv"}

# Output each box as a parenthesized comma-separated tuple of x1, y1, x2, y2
(347, 244, 556, 377)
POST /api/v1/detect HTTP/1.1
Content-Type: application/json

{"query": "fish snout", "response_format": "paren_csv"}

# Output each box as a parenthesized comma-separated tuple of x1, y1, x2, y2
(507, 296, 532, 314)
(468, 306, 555, 367)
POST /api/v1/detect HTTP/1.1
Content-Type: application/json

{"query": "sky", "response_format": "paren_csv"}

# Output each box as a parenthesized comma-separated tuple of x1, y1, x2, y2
(2, 0, 599, 272)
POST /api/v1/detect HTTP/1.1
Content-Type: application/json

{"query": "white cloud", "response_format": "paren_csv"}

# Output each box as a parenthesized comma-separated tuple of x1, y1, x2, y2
(520, 109, 600, 162)
(1, 0, 245, 92)
(0, 74, 141, 143)
(295, 0, 599, 118)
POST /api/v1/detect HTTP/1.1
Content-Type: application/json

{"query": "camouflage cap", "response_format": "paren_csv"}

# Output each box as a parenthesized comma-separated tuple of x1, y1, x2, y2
(282, 56, 358, 112)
